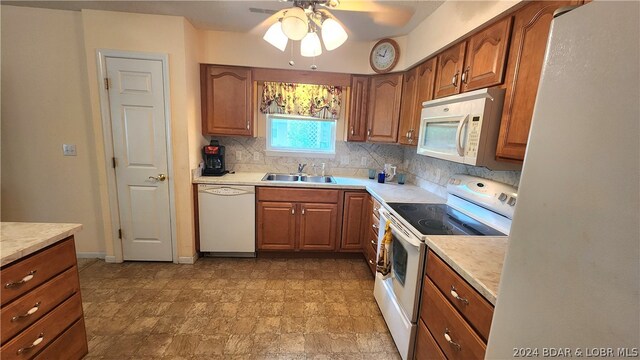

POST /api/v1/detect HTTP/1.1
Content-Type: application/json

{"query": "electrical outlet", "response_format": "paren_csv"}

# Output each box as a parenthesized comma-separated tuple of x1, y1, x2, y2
(253, 152, 260, 161)
(62, 144, 77, 156)
(361, 157, 368, 166)
(340, 155, 349, 165)
(236, 151, 243, 161)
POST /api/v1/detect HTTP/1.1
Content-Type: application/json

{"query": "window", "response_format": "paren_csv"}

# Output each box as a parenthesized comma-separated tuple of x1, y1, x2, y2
(266, 114, 336, 157)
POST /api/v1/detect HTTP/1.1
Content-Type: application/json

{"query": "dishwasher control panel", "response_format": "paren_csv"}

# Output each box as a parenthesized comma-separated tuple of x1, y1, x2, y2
(199, 185, 255, 196)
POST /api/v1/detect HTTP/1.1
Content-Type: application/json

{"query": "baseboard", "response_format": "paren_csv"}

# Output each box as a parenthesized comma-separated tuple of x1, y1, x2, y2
(178, 254, 198, 264)
(76, 252, 106, 259)
(104, 255, 119, 263)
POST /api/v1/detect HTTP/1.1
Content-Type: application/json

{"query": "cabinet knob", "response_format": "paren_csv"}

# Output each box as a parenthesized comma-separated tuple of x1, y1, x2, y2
(11, 302, 41, 322)
(444, 328, 462, 351)
(17, 333, 45, 354)
(291, 208, 295, 215)
(451, 71, 460, 88)
(350, 127, 355, 136)
(367, 129, 371, 138)
(5, 270, 37, 288)
(450, 285, 469, 305)
(462, 66, 470, 85)
(246, 120, 250, 130)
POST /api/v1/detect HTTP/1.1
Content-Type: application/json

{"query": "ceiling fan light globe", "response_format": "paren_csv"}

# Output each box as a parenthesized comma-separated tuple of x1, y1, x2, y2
(300, 32, 322, 57)
(263, 22, 288, 51)
(281, 7, 308, 41)
(321, 18, 348, 51)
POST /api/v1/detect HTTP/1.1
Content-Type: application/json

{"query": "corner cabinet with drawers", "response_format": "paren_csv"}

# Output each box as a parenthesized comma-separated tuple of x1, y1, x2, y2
(0, 237, 88, 360)
(415, 251, 494, 360)
(363, 195, 382, 275)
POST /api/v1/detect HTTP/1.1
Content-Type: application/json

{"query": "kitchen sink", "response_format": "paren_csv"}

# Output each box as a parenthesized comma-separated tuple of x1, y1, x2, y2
(299, 175, 336, 184)
(261, 173, 336, 184)
(262, 173, 300, 181)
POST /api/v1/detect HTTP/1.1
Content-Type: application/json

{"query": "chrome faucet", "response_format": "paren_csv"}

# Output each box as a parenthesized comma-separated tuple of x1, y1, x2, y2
(297, 163, 307, 174)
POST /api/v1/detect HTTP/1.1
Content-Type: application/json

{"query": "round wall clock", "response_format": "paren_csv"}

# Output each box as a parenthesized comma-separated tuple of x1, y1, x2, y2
(370, 38, 400, 74)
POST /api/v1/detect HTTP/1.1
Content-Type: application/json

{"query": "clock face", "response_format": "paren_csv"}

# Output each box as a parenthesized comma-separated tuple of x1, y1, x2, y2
(371, 40, 399, 73)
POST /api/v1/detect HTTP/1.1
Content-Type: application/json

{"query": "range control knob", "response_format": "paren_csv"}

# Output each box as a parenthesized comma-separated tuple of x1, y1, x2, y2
(498, 193, 508, 201)
(507, 197, 517, 206)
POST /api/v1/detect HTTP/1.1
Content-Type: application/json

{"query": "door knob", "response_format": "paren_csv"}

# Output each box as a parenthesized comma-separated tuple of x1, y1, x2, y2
(149, 174, 167, 182)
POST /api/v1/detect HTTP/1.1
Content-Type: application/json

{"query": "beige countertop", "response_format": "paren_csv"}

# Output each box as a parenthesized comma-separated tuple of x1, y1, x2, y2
(194, 171, 505, 304)
(193, 172, 446, 204)
(425, 235, 508, 305)
(1, 222, 82, 267)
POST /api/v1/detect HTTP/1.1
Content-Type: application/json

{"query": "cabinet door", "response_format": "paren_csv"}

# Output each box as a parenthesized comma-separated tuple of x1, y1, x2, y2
(340, 192, 368, 251)
(299, 203, 338, 251)
(398, 67, 418, 145)
(347, 75, 370, 142)
(496, 1, 580, 161)
(433, 42, 466, 99)
(257, 201, 296, 250)
(201, 65, 253, 136)
(367, 73, 404, 143)
(462, 17, 513, 92)
(399, 58, 438, 146)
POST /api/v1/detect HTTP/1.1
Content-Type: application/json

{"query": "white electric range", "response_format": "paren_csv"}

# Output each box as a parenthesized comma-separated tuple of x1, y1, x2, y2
(373, 174, 518, 360)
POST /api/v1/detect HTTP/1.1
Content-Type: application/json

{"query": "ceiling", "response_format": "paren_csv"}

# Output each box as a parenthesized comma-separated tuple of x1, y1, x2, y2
(2, 0, 445, 41)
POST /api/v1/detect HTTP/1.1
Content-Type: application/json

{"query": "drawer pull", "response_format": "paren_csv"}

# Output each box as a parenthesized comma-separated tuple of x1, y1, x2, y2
(369, 259, 374, 265)
(372, 224, 379, 230)
(17, 333, 44, 354)
(11, 302, 42, 322)
(450, 285, 469, 305)
(370, 240, 376, 245)
(444, 328, 461, 351)
(5, 270, 37, 288)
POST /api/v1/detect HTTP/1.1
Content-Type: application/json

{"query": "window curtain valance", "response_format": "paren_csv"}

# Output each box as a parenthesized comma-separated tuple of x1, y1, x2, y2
(259, 82, 343, 120)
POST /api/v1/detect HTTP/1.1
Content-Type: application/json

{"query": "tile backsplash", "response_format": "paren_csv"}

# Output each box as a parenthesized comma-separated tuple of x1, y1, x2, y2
(214, 137, 405, 177)
(210, 137, 521, 193)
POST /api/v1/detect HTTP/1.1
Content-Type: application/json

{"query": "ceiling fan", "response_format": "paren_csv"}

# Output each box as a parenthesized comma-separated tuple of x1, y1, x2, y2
(255, 0, 414, 59)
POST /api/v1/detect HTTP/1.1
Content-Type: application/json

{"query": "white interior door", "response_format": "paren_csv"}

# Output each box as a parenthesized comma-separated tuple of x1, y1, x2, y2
(105, 56, 173, 261)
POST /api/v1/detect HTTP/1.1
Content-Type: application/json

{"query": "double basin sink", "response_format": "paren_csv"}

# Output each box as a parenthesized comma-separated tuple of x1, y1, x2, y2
(262, 173, 336, 184)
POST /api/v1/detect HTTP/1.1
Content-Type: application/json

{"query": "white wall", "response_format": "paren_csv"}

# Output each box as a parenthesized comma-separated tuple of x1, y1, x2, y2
(1, 6, 105, 255)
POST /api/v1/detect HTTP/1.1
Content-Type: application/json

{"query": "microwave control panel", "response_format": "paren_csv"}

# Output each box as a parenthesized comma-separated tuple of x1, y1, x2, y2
(465, 114, 482, 157)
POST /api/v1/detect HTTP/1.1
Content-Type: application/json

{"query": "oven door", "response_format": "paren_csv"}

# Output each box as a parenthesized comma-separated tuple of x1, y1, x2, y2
(377, 211, 425, 322)
(417, 107, 470, 164)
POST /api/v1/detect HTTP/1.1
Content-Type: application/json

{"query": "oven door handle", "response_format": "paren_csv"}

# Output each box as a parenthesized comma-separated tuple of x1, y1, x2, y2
(381, 211, 422, 249)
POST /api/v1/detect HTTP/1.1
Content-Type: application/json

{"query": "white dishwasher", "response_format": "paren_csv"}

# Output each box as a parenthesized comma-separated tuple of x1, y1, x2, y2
(197, 184, 256, 257)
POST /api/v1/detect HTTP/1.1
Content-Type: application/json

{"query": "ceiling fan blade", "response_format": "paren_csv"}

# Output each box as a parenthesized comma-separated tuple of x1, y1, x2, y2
(331, 0, 415, 27)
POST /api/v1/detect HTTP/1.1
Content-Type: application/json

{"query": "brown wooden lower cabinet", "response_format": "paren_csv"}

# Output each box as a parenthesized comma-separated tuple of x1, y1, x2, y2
(256, 187, 341, 252)
(416, 250, 495, 360)
(340, 191, 369, 251)
(0, 237, 87, 360)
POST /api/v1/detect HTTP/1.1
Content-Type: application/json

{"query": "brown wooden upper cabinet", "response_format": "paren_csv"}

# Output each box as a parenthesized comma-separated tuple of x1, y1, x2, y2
(367, 73, 404, 143)
(434, 17, 512, 99)
(398, 57, 437, 146)
(434, 42, 467, 99)
(462, 16, 513, 92)
(200, 65, 253, 136)
(347, 75, 370, 142)
(496, 1, 580, 162)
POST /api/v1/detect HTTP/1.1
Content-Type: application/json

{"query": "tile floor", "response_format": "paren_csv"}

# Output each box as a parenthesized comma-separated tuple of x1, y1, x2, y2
(79, 257, 401, 359)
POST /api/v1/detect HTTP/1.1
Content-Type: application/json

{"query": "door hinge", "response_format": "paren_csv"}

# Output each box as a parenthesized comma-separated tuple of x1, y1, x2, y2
(104, 78, 110, 90)
(112, 157, 117, 168)
(118, 229, 122, 239)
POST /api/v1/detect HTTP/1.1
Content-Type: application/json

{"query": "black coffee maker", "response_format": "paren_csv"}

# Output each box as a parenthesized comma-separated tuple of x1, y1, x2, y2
(202, 140, 228, 176)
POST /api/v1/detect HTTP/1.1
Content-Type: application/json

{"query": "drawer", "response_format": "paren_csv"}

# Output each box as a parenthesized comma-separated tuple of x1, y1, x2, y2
(257, 187, 339, 203)
(33, 318, 87, 360)
(1, 267, 80, 344)
(421, 278, 486, 360)
(415, 318, 446, 360)
(426, 251, 493, 341)
(372, 198, 382, 220)
(1, 238, 76, 306)
(366, 229, 378, 254)
(0, 293, 83, 360)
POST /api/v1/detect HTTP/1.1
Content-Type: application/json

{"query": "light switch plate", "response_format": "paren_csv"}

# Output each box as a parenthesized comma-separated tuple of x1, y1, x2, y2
(63, 144, 77, 156)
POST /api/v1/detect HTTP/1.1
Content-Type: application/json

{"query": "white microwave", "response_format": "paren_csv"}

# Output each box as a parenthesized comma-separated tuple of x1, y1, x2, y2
(416, 88, 520, 171)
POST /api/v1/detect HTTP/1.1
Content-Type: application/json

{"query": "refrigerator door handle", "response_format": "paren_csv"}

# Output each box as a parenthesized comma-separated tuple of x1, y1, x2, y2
(456, 115, 470, 157)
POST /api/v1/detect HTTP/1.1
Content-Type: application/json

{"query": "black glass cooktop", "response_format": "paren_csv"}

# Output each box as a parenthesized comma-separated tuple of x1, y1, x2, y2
(387, 203, 505, 236)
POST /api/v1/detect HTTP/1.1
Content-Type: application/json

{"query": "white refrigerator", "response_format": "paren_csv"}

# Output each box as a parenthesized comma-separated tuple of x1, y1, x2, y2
(487, 1, 639, 357)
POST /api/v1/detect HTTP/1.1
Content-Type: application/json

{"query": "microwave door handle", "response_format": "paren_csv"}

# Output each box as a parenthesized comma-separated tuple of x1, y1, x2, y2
(455, 115, 470, 157)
